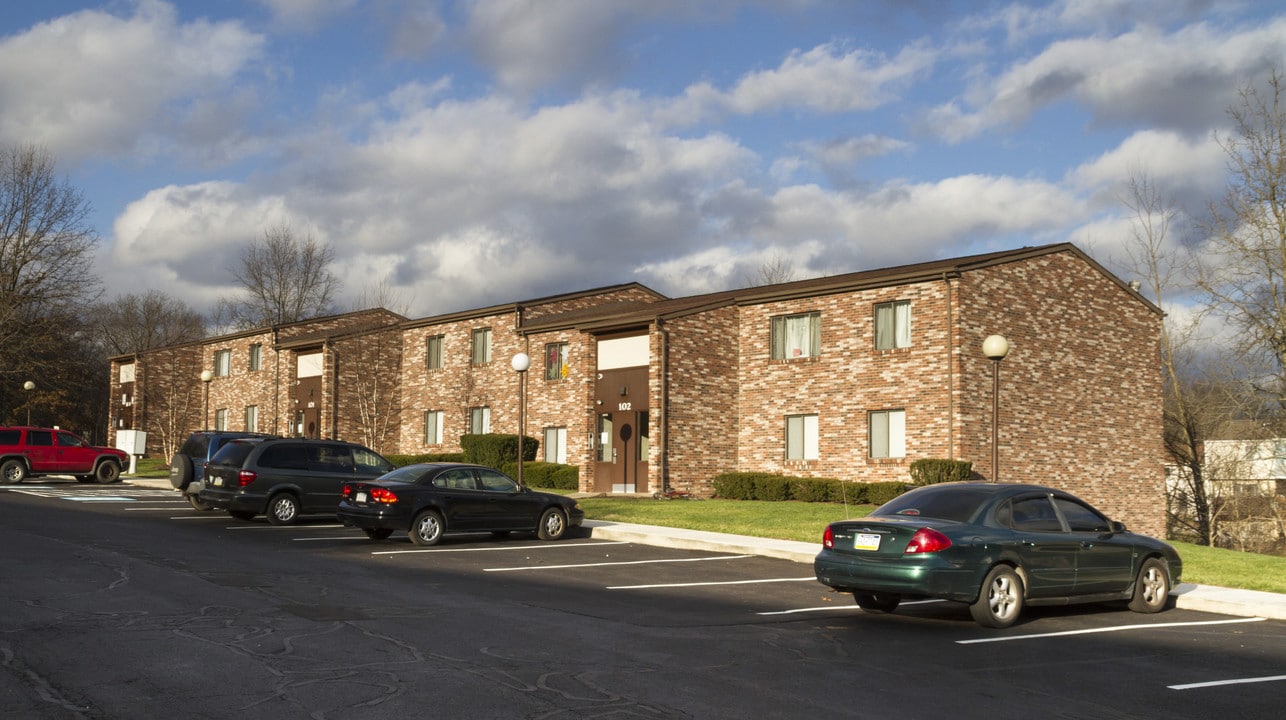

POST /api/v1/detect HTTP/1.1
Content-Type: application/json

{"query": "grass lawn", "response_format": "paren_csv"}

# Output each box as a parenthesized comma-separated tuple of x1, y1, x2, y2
(575, 496, 1286, 594)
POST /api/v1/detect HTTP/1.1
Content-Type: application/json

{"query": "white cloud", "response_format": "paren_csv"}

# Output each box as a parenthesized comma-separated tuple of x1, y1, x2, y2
(0, 1, 264, 164)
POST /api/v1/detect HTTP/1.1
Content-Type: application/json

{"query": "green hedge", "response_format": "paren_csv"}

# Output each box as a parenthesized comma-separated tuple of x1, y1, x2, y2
(908, 458, 973, 485)
(711, 471, 909, 505)
(499, 461, 579, 490)
(386, 452, 467, 467)
(460, 433, 539, 468)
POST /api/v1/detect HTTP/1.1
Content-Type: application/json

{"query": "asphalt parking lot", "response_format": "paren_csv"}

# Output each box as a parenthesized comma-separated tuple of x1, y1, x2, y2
(3, 478, 1284, 719)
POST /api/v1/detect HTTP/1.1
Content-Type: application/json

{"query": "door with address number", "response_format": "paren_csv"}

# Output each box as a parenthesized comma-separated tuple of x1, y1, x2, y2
(593, 366, 649, 493)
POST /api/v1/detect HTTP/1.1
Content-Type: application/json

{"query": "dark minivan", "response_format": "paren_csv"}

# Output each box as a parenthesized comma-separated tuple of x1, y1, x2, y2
(199, 438, 394, 525)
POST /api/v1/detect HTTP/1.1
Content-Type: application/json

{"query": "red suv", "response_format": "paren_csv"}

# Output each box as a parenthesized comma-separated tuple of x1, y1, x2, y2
(0, 427, 129, 484)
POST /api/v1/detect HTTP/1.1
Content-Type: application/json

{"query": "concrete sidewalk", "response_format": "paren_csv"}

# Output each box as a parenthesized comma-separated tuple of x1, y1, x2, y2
(123, 477, 1286, 622)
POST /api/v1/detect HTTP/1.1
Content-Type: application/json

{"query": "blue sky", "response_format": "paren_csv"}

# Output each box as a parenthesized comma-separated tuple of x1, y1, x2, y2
(1, 0, 1283, 319)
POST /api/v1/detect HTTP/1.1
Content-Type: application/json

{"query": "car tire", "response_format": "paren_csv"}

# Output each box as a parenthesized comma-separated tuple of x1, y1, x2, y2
(1128, 557, 1171, 613)
(536, 507, 568, 541)
(267, 493, 301, 525)
(229, 510, 257, 521)
(187, 494, 214, 511)
(970, 565, 1024, 628)
(409, 510, 444, 546)
(94, 460, 121, 484)
(363, 528, 394, 540)
(1, 459, 28, 485)
(169, 453, 193, 490)
(854, 592, 901, 613)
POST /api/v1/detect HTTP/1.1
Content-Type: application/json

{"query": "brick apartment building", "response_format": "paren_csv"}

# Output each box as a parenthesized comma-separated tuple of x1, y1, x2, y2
(108, 243, 1167, 536)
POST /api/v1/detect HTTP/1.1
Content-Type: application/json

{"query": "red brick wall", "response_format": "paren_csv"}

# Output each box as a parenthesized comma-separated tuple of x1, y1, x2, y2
(661, 307, 741, 495)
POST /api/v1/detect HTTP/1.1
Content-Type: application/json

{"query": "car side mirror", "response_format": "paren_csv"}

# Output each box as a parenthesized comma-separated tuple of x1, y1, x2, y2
(1110, 520, 1127, 534)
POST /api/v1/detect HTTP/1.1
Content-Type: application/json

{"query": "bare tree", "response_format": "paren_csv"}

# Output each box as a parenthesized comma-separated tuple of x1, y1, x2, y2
(744, 252, 798, 287)
(95, 290, 207, 355)
(0, 144, 103, 426)
(1195, 70, 1286, 415)
(218, 223, 340, 328)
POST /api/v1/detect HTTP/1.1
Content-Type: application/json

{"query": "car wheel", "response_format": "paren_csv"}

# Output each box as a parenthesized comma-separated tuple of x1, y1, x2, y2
(267, 493, 301, 525)
(187, 494, 214, 511)
(854, 592, 901, 613)
(94, 460, 121, 484)
(1128, 557, 1171, 613)
(169, 453, 193, 490)
(1, 459, 28, 484)
(536, 507, 567, 541)
(970, 565, 1025, 628)
(409, 510, 444, 546)
(229, 510, 257, 521)
(363, 528, 394, 541)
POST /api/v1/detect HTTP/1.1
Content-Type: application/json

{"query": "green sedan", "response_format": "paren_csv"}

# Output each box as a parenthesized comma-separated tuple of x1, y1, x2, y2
(813, 482, 1182, 628)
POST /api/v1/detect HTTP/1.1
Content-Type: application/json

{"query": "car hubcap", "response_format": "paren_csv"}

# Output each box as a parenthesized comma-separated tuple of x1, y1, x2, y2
(418, 517, 439, 541)
(546, 513, 564, 535)
(274, 500, 296, 522)
(990, 576, 1017, 619)
(1142, 568, 1164, 604)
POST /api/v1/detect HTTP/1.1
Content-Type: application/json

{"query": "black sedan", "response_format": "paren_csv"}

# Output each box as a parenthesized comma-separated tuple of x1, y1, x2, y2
(814, 482, 1182, 628)
(337, 463, 584, 545)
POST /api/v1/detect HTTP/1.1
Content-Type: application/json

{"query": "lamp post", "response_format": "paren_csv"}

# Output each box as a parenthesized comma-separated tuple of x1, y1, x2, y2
(23, 381, 35, 425)
(982, 335, 1010, 483)
(200, 370, 213, 429)
(511, 352, 530, 487)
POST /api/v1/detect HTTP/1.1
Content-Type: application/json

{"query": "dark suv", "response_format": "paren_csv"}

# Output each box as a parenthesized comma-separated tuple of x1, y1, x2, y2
(170, 431, 278, 510)
(199, 438, 394, 525)
(0, 426, 129, 484)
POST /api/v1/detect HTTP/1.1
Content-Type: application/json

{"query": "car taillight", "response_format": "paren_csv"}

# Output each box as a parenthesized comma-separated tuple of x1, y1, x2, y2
(822, 525, 834, 549)
(370, 487, 398, 504)
(341, 484, 353, 498)
(237, 470, 257, 487)
(904, 528, 952, 554)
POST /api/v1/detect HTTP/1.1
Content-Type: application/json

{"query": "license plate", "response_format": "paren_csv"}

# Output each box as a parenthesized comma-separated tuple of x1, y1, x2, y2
(355, 492, 367, 503)
(212, 477, 223, 487)
(854, 533, 881, 551)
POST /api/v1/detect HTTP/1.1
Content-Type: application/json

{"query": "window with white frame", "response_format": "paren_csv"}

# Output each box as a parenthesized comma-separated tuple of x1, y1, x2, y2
(544, 342, 569, 380)
(471, 328, 492, 365)
(785, 414, 819, 461)
(869, 409, 906, 458)
(213, 349, 231, 377)
(424, 410, 444, 444)
(543, 427, 567, 464)
(469, 407, 490, 434)
(214, 408, 227, 431)
(771, 312, 821, 360)
(874, 301, 911, 350)
(245, 405, 258, 432)
(249, 344, 262, 371)
(426, 335, 444, 370)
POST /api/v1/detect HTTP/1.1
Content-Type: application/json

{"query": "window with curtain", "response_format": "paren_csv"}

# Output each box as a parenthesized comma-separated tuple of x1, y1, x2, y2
(426, 335, 444, 370)
(248, 344, 262, 371)
(214, 408, 227, 431)
(471, 328, 491, 365)
(543, 427, 567, 464)
(214, 349, 231, 376)
(869, 409, 906, 458)
(785, 414, 819, 460)
(424, 410, 443, 444)
(469, 406, 490, 434)
(770, 312, 821, 360)
(244, 405, 258, 432)
(874, 301, 911, 350)
(545, 342, 569, 380)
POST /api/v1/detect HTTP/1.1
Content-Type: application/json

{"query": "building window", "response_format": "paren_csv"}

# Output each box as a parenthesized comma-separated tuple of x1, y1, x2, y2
(213, 349, 231, 377)
(425, 410, 444, 445)
(785, 414, 819, 461)
(244, 405, 258, 431)
(543, 427, 567, 464)
(249, 344, 262, 371)
(545, 342, 569, 380)
(426, 335, 444, 370)
(469, 406, 490, 434)
(770, 312, 820, 360)
(471, 328, 492, 365)
(214, 408, 227, 431)
(874, 301, 911, 350)
(869, 409, 906, 458)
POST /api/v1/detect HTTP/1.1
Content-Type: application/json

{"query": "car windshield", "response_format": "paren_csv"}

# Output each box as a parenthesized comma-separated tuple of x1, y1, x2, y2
(209, 441, 258, 467)
(873, 487, 992, 523)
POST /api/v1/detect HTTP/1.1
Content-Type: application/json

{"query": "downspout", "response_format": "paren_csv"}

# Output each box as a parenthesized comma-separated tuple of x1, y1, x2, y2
(328, 339, 340, 440)
(658, 317, 670, 493)
(943, 272, 955, 459)
(272, 326, 280, 436)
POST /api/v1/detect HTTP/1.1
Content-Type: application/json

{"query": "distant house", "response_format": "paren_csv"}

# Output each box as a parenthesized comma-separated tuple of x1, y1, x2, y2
(109, 243, 1167, 536)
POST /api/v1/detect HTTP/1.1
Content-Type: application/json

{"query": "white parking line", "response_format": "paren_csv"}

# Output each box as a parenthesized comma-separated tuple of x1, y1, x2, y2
(1169, 674, 1286, 690)
(484, 555, 753, 572)
(373, 541, 628, 556)
(955, 616, 1265, 644)
(758, 599, 945, 616)
(609, 577, 816, 590)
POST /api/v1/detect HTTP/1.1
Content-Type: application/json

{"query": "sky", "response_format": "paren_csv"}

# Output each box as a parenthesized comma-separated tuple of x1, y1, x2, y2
(1, 0, 1283, 321)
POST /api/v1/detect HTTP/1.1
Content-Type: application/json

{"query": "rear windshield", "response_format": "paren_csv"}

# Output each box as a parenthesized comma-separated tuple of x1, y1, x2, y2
(209, 441, 258, 467)
(873, 488, 992, 523)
